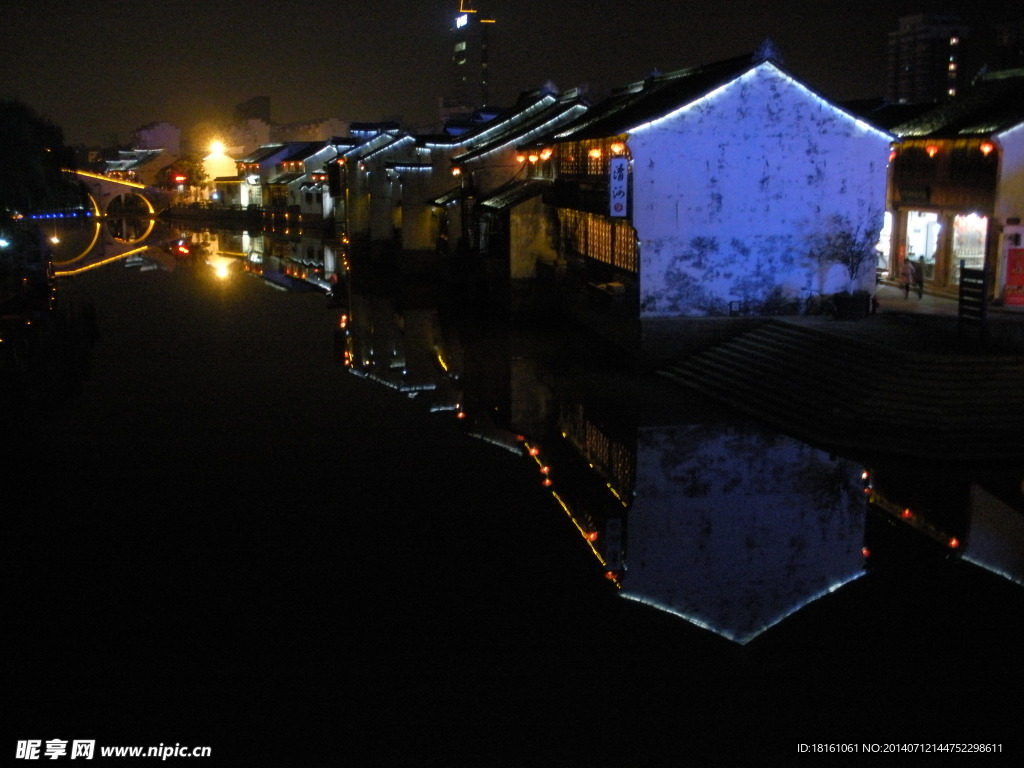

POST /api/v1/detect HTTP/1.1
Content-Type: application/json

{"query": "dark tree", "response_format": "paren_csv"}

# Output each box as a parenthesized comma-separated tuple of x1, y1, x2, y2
(156, 153, 209, 190)
(0, 100, 77, 214)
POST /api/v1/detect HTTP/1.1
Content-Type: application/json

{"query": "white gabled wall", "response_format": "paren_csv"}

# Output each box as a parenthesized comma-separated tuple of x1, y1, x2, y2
(995, 122, 1024, 224)
(628, 63, 891, 317)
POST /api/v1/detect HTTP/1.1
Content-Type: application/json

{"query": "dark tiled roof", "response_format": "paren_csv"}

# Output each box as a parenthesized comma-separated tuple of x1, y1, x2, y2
(239, 144, 286, 164)
(452, 93, 588, 163)
(842, 100, 936, 132)
(278, 142, 325, 162)
(267, 172, 304, 185)
(888, 71, 1024, 138)
(548, 53, 756, 141)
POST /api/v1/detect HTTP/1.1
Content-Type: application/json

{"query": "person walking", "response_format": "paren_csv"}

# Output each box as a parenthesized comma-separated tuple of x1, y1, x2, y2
(914, 257, 925, 299)
(900, 257, 916, 299)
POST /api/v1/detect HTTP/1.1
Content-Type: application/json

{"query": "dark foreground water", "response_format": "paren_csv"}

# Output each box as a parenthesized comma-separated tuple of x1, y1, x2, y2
(4, 244, 1024, 766)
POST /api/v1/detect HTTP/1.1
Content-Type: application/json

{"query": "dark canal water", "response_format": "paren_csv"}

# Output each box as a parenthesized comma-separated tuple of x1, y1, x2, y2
(4, 221, 1024, 766)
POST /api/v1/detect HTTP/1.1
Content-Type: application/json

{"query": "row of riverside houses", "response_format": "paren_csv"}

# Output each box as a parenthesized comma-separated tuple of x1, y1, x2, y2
(201, 43, 1024, 349)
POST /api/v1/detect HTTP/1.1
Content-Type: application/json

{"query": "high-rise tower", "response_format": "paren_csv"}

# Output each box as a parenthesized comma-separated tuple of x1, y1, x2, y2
(443, 2, 496, 122)
(886, 14, 970, 104)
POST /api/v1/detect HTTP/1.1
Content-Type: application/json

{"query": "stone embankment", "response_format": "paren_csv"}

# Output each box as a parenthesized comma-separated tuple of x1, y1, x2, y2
(657, 318, 1024, 461)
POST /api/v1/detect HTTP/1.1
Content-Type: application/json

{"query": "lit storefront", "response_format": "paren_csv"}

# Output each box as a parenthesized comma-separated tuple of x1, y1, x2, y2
(888, 137, 998, 293)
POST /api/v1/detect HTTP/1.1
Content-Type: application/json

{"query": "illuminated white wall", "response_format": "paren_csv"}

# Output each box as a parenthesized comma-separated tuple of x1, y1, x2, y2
(995, 123, 1024, 225)
(628, 63, 891, 317)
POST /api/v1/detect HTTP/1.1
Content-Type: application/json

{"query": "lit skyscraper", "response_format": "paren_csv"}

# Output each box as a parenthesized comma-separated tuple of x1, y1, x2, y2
(886, 14, 970, 104)
(443, 2, 496, 122)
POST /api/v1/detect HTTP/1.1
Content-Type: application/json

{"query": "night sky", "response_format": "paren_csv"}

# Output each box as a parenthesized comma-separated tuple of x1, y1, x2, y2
(0, 0, 1016, 147)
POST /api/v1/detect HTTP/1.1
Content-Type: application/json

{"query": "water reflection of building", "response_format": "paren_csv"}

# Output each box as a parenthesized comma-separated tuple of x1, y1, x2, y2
(227, 231, 340, 293)
(556, 408, 869, 644)
(865, 464, 1024, 587)
(320, 264, 1024, 639)
(340, 273, 465, 413)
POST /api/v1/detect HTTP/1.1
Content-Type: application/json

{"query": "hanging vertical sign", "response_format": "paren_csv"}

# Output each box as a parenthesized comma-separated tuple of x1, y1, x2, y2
(609, 156, 628, 218)
(1005, 247, 1024, 306)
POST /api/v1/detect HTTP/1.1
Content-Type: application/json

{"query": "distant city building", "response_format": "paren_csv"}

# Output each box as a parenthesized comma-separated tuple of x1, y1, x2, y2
(886, 14, 970, 104)
(441, 2, 496, 124)
(270, 118, 351, 144)
(223, 119, 273, 158)
(132, 121, 181, 155)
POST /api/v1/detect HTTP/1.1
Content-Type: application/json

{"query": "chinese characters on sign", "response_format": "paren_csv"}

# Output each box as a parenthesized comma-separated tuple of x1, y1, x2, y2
(609, 156, 628, 218)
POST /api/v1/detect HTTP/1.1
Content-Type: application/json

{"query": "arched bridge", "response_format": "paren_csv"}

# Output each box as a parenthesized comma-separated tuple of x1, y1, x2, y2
(69, 170, 172, 218)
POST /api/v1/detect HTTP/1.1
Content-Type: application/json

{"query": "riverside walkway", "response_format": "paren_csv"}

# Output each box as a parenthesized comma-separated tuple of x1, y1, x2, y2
(655, 285, 1024, 461)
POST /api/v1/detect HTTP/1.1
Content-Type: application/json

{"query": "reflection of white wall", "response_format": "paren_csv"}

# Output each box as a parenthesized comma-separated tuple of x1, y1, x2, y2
(622, 423, 866, 644)
(965, 484, 1024, 587)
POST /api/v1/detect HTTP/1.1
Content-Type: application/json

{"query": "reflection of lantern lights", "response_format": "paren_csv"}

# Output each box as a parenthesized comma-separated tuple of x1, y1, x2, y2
(539, 465, 550, 475)
(604, 571, 618, 581)
(948, 537, 960, 549)
(901, 508, 913, 519)
(889, 149, 898, 162)
(925, 144, 939, 158)
(980, 141, 995, 156)
(542, 478, 553, 487)
(861, 547, 871, 558)
(528, 446, 540, 456)
(456, 411, 466, 420)
(587, 531, 599, 542)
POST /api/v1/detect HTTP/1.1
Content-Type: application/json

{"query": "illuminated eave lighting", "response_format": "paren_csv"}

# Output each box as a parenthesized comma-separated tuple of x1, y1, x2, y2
(979, 141, 995, 156)
(925, 144, 940, 158)
(627, 62, 893, 143)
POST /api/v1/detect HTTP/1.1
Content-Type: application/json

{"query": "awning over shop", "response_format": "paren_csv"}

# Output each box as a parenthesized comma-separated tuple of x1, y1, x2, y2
(429, 186, 462, 207)
(478, 179, 550, 211)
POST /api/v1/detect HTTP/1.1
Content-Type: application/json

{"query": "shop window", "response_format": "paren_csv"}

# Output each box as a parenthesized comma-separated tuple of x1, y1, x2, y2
(905, 210, 940, 280)
(559, 208, 638, 272)
(952, 213, 987, 283)
(876, 211, 893, 272)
